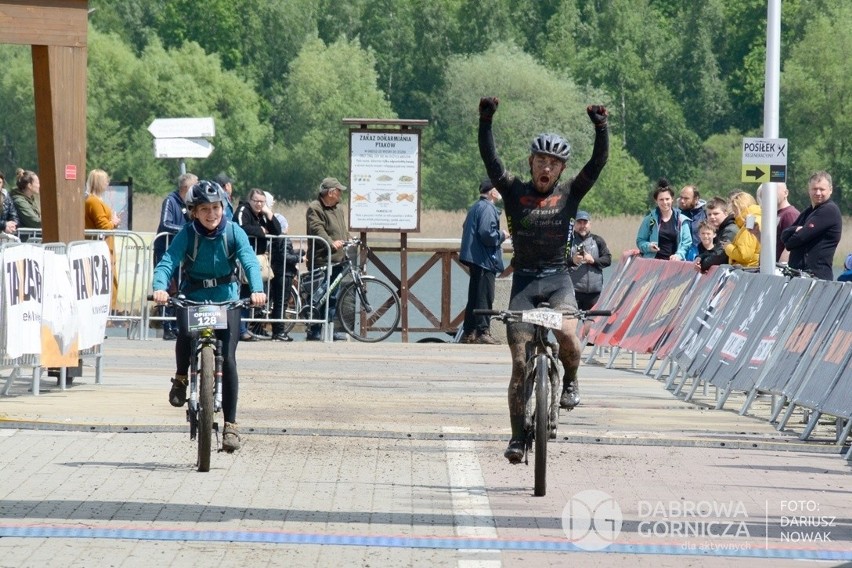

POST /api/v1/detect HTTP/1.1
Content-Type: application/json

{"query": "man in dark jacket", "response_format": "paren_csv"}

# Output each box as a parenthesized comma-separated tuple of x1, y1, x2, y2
(459, 178, 509, 344)
(154, 172, 196, 339)
(781, 171, 842, 280)
(569, 211, 612, 310)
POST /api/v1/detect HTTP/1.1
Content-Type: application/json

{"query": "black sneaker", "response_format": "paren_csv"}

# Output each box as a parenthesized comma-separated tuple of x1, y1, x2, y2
(272, 332, 293, 342)
(504, 439, 525, 464)
(222, 422, 241, 452)
(162, 328, 177, 341)
(169, 376, 188, 407)
(559, 377, 580, 410)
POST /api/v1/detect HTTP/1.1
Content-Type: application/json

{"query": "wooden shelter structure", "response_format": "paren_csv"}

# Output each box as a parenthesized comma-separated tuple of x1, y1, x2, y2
(0, 0, 88, 242)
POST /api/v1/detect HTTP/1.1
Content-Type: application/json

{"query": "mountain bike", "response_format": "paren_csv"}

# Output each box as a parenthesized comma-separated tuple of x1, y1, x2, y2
(298, 238, 401, 342)
(476, 304, 611, 496)
(151, 295, 250, 472)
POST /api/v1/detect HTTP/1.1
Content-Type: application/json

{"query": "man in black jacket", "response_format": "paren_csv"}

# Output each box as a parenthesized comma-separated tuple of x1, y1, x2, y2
(569, 210, 612, 310)
(781, 171, 842, 280)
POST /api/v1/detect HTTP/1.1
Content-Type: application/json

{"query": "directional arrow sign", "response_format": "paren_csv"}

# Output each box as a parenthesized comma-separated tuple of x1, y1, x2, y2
(741, 137, 787, 183)
(148, 117, 215, 139)
(154, 138, 214, 159)
(743, 166, 767, 182)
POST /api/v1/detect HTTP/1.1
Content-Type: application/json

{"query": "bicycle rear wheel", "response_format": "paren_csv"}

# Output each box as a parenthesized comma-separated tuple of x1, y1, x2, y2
(197, 345, 215, 472)
(282, 285, 302, 334)
(337, 276, 400, 342)
(534, 353, 549, 496)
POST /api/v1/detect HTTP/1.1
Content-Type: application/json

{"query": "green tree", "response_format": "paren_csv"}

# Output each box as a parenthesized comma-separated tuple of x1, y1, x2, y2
(782, 3, 852, 212)
(277, 37, 396, 201)
(0, 45, 37, 173)
(85, 30, 272, 194)
(426, 42, 648, 213)
(544, 0, 702, 183)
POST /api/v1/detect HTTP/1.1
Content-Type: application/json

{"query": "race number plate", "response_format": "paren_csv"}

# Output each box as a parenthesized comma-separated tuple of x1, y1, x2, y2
(521, 310, 563, 330)
(187, 305, 229, 331)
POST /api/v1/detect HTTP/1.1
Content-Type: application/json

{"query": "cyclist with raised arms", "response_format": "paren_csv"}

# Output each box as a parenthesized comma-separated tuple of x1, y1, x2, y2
(152, 181, 267, 452)
(478, 96, 609, 463)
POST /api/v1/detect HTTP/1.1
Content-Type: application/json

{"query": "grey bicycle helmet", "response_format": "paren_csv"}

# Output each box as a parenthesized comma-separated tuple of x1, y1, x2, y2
(530, 133, 571, 161)
(186, 180, 227, 209)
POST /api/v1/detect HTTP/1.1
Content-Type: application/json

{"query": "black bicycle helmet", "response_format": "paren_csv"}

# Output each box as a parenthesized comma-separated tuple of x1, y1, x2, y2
(186, 180, 227, 209)
(530, 133, 571, 161)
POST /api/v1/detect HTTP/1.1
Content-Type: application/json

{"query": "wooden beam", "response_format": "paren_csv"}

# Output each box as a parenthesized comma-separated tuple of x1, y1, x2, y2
(32, 42, 86, 242)
(0, 1, 88, 47)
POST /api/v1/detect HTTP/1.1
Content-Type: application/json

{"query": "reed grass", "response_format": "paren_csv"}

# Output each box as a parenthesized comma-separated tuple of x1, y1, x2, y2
(131, 193, 852, 267)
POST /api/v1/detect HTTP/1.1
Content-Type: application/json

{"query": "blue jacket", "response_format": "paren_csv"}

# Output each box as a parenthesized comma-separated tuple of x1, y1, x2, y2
(636, 208, 692, 260)
(152, 221, 263, 302)
(460, 196, 505, 274)
(154, 191, 191, 259)
(681, 201, 707, 261)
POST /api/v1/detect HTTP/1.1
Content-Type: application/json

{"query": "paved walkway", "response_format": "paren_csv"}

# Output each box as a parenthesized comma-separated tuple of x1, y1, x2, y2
(0, 338, 850, 568)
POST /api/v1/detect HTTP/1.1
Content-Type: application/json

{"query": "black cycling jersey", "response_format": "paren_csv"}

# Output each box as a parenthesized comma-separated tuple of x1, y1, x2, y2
(479, 118, 608, 273)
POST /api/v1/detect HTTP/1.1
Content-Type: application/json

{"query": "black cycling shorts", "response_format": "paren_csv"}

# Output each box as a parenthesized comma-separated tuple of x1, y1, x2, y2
(508, 269, 578, 311)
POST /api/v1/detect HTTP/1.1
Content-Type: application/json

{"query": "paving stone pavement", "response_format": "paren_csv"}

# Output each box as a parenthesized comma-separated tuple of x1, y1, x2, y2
(0, 338, 850, 568)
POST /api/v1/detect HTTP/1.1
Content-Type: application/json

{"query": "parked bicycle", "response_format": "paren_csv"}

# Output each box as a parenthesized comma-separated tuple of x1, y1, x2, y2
(151, 294, 250, 472)
(476, 304, 610, 496)
(291, 238, 401, 342)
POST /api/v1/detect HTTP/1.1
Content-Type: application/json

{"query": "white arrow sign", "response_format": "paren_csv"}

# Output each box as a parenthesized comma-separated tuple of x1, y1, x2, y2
(154, 138, 214, 159)
(148, 117, 215, 139)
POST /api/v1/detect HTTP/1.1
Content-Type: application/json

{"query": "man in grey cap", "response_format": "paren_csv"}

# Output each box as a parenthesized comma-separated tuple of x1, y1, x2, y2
(459, 178, 509, 344)
(569, 210, 612, 311)
(305, 177, 351, 341)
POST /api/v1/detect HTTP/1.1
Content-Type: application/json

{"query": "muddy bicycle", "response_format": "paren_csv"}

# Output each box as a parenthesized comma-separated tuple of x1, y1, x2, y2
(476, 304, 610, 496)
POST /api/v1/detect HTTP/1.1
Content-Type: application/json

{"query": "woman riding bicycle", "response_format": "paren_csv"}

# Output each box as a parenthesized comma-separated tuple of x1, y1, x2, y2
(152, 180, 267, 452)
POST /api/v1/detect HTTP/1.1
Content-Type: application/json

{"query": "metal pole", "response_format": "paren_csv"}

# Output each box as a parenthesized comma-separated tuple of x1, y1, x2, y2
(759, 0, 781, 274)
(179, 159, 187, 175)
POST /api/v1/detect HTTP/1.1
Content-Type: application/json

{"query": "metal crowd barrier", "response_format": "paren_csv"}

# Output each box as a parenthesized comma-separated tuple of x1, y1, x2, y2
(583, 257, 852, 460)
(0, 238, 105, 396)
(145, 233, 335, 341)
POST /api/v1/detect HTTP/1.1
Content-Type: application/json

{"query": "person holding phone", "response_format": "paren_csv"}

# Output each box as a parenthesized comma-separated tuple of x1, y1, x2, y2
(723, 191, 761, 267)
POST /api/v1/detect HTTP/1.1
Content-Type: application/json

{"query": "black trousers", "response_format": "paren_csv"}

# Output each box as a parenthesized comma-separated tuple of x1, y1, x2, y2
(574, 291, 600, 311)
(463, 266, 496, 334)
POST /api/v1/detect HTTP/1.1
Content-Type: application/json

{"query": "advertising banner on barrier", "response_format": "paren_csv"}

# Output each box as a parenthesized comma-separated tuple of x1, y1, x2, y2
(68, 241, 112, 349)
(820, 308, 852, 419)
(702, 273, 787, 389)
(2, 244, 43, 358)
(669, 269, 742, 372)
(728, 277, 811, 393)
(617, 262, 698, 353)
(653, 266, 723, 360)
(585, 258, 661, 346)
(791, 287, 852, 409)
(41, 250, 79, 366)
(752, 281, 848, 396)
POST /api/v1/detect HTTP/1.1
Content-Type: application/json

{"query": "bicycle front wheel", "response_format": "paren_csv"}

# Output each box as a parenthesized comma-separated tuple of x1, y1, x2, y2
(197, 345, 215, 472)
(337, 277, 400, 343)
(534, 353, 549, 497)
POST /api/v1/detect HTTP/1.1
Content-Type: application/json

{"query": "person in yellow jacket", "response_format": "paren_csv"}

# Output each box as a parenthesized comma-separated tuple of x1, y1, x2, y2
(723, 191, 761, 267)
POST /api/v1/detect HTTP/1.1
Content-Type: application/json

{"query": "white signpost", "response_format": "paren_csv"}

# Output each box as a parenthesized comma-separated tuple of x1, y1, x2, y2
(154, 138, 214, 159)
(148, 117, 216, 172)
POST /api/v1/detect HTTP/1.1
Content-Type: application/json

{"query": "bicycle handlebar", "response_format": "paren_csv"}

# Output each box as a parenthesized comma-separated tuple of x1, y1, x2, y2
(147, 295, 252, 310)
(775, 262, 813, 278)
(473, 307, 612, 322)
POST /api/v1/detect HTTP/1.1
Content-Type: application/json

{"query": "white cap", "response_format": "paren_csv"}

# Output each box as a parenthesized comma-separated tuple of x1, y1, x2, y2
(274, 212, 289, 232)
(264, 191, 274, 209)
